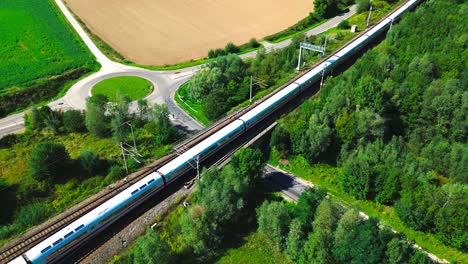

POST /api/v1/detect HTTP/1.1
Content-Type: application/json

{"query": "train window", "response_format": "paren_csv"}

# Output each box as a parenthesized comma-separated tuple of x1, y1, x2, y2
(41, 245, 52, 253)
(75, 224, 85, 232)
(64, 231, 74, 239)
(139, 184, 147, 190)
(148, 179, 155, 185)
(131, 189, 139, 195)
(52, 238, 63, 246)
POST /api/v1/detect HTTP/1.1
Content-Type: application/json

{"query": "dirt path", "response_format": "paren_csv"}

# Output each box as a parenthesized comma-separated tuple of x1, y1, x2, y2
(65, 0, 313, 65)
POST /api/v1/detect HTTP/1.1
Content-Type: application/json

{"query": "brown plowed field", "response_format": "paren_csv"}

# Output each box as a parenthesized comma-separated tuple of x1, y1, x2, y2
(65, 0, 313, 65)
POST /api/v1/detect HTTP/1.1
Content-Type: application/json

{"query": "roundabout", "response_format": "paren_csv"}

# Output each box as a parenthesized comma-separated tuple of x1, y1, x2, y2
(91, 76, 153, 102)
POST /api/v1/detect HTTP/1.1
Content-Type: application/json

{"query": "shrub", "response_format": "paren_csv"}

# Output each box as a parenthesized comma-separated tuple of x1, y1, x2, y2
(63, 110, 86, 133)
(225, 42, 240, 54)
(357, 0, 371, 13)
(249, 38, 261, 48)
(15, 202, 54, 229)
(108, 165, 126, 180)
(208, 48, 226, 59)
(337, 20, 350, 29)
(28, 141, 70, 182)
(78, 150, 100, 177)
(0, 134, 18, 148)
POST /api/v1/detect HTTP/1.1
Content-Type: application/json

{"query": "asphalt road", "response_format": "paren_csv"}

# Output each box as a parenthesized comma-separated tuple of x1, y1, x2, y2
(263, 164, 311, 201)
(0, 2, 357, 138)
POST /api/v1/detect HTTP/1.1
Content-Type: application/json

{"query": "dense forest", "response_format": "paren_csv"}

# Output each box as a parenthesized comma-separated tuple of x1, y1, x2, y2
(257, 189, 433, 264)
(270, 0, 467, 253)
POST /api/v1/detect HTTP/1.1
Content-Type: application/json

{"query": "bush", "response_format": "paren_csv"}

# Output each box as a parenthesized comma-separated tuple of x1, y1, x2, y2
(357, 0, 371, 13)
(337, 20, 350, 29)
(15, 202, 54, 229)
(28, 141, 70, 182)
(225, 42, 240, 54)
(249, 38, 261, 48)
(78, 150, 100, 177)
(0, 134, 18, 148)
(108, 164, 126, 181)
(63, 110, 86, 133)
(208, 48, 226, 59)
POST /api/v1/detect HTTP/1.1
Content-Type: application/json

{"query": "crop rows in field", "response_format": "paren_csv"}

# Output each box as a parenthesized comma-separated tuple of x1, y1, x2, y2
(0, 0, 96, 94)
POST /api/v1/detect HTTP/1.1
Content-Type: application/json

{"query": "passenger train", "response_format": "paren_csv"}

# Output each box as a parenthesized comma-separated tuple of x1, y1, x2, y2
(10, 0, 420, 263)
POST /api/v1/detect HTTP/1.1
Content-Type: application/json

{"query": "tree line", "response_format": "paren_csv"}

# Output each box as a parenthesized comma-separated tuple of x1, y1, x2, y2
(269, 0, 467, 251)
(257, 188, 434, 263)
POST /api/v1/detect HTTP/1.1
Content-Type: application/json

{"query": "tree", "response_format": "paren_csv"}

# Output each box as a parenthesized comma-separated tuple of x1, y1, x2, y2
(294, 187, 327, 231)
(132, 230, 172, 264)
(230, 148, 264, 184)
(270, 124, 291, 158)
(40, 106, 62, 134)
(85, 94, 109, 137)
(285, 218, 305, 261)
(30, 106, 42, 130)
(304, 113, 333, 161)
(110, 95, 130, 142)
(314, 0, 341, 18)
(434, 184, 468, 250)
(333, 212, 387, 264)
(333, 209, 361, 263)
(395, 179, 441, 231)
(301, 199, 342, 264)
(78, 150, 100, 177)
(137, 99, 150, 120)
(63, 110, 86, 133)
(28, 141, 70, 182)
(257, 201, 291, 250)
(386, 237, 413, 264)
(150, 104, 172, 145)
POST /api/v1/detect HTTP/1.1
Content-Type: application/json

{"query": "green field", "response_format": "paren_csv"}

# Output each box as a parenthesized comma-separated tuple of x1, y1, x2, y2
(0, 0, 97, 116)
(92, 76, 153, 102)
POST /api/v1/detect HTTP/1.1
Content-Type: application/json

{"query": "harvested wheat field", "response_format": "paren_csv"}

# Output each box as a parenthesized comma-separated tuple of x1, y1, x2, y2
(65, 0, 313, 65)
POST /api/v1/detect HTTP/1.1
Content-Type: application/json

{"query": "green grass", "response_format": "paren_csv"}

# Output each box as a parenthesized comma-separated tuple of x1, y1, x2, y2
(216, 232, 292, 264)
(268, 150, 468, 263)
(0, 0, 96, 92)
(92, 76, 153, 102)
(175, 83, 211, 126)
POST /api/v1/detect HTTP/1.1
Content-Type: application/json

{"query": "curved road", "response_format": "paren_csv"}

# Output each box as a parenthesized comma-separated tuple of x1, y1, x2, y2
(0, 1, 357, 138)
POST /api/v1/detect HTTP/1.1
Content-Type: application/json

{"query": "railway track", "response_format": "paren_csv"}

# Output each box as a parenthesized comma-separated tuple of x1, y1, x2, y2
(0, 2, 414, 262)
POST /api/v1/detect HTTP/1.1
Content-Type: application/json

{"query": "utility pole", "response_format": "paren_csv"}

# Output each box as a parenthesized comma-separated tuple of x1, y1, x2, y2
(320, 69, 326, 89)
(120, 142, 128, 173)
(124, 121, 137, 151)
(250, 76, 253, 103)
(367, 1, 373, 27)
(120, 142, 143, 173)
(196, 155, 200, 180)
(249, 76, 267, 103)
